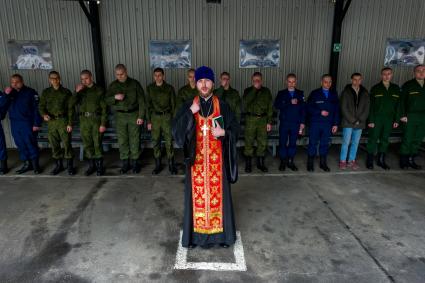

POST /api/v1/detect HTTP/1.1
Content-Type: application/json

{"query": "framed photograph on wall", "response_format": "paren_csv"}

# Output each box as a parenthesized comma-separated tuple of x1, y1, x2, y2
(7, 40, 53, 70)
(149, 40, 191, 69)
(384, 39, 425, 67)
(239, 40, 280, 68)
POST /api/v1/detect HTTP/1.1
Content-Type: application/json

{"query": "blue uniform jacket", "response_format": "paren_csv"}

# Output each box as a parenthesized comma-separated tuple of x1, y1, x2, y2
(0, 86, 42, 126)
(274, 88, 305, 124)
(307, 88, 340, 125)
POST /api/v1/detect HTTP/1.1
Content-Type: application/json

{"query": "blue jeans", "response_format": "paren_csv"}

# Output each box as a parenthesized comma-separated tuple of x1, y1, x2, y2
(340, 128, 362, 162)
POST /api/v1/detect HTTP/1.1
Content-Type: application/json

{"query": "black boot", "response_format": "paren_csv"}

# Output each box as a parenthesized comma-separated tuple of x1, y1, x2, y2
(245, 157, 252, 173)
(120, 159, 130, 174)
(287, 157, 298, 171)
(399, 155, 409, 169)
(168, 158, 178, 175)
(307, 155, 314, 172)
(95, 158, 105, 176)
(31, 158, 41, 175)
(132, 159, 141, 174)
(257, 157, 268, 172)
(85, 159, 96, 176)
(51, 159, 64, 175)
(0, 160, 8, 175)
(152, 158, 162, 175)
(279, 158, 286, 171)
(67, 159, 76, 176)
(319, 155, 330, 172)
(408, 156, 422, 170)
(366, 153, 374, 170)
(16, 160, 33, 174)
(377, 152, 390, 170)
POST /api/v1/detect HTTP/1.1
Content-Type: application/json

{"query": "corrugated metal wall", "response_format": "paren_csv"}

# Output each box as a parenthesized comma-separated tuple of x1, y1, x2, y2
(338, 0, 425, 88)
(0, 0, 94, 146)
(100, 0, 334, 96)
(0, 0, 424, 148)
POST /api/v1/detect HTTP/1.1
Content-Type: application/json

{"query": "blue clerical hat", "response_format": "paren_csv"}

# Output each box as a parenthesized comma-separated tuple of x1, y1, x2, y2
(195, 66, 215, 83)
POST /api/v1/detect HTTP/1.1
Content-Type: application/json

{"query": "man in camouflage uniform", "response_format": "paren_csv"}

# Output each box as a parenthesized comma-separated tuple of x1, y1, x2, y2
(72, 70, 108, 176)
(243, 72, 273, 173)
(214, 71, 241, 122)
(366, 67, 400, 170)
(399, 64, 425, 169)
(106, 64, 145, 174)
(146, 68, 178, 175)
(39, 71, 75, 175)
(176, 69, 198, 113)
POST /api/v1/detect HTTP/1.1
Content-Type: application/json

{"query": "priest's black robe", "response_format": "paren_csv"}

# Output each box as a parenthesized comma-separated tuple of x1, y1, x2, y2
(172, 96, 239, 247)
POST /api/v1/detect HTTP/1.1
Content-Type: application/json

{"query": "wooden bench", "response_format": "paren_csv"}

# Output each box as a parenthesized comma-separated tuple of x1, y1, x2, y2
(36, 114, 413, 161)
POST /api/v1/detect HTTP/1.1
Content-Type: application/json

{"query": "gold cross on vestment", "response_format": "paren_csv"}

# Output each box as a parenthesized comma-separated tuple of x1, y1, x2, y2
(201, 124, 209, 136)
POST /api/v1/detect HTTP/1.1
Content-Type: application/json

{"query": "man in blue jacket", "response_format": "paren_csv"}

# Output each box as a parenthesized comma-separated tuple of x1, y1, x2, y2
(306, 74, 340, 172)
(0, 91, 8, 174)
(1, 74, 42, 174)
(274, 73, 305, 171)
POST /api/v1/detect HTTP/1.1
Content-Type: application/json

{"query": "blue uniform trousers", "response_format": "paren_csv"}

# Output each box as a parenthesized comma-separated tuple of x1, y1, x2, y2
(308, 122, 332, 157)
(279, 123, 299, 159)
(10, 120, 39, 161)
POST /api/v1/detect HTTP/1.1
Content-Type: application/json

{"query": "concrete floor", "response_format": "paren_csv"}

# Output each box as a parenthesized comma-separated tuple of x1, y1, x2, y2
(0, 147, 424, 283)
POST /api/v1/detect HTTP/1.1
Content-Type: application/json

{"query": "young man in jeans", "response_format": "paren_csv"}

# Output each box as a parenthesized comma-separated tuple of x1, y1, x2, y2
(339, 73, 370, 170)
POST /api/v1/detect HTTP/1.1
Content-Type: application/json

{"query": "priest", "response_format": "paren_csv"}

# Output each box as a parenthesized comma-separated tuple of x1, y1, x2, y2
(172, 66, 239, 249)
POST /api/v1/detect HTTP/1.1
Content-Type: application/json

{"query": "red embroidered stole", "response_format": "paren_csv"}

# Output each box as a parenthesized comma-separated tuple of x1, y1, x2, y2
(191, 96, 223, 234)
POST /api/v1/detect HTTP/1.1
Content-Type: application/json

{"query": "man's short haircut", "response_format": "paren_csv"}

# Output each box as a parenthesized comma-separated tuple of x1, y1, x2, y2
(381, 67, 393, 73)
(80, 69, 93, 77)
(414, 64, 424, 72)
(252, 71, 262, 78)
(286, 73, 297, 80)
(351, 72, 362, 79)
(321, 74, 332, 80)
(115, 64, 127, 72)
(220, 71, 230, 78)
(153, 67, 164, 75)
(11, 73, 23, 81)
(49, 71, 60, 78)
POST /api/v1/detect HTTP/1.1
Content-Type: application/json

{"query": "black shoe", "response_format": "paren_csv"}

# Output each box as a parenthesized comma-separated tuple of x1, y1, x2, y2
(0, 160, 8, 175)
(366, 153, 374, 170)
(287, 157, 298, 171)
(16, 160, 33, 174)
(51, 159, 64, 175)
(245, 157, 252, 173)
(319, 155, 330, 172)
(187, 244, 197, 249)
(307, 155, 314, 172)
(279, 158, 286, 171)
(168, 158, 178, 175)
(408, 156, 422, 170)
(377, 152, 390, 170)
(399, 155, 409, 169)
(67, 159, 76, 176)
(220, 243, 230, 248)
(85, 159, 96, 176)
(120, 159, 130, 174)
(152, 158, 162, 175)
(31, 158, 41, 174)
(132, 159, 141, 174)
(95, 158, 105, 176)
(257, 157, 268, 172)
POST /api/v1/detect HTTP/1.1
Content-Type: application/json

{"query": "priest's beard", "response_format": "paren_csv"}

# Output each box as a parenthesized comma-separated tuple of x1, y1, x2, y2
(199, 89, 213, 99)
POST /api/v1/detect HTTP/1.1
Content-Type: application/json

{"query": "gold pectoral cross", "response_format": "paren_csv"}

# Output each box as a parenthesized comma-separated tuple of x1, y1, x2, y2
(201, 124, 209, 136)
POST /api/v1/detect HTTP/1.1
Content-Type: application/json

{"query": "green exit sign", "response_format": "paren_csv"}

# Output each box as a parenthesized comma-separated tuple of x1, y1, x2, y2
(333, 43, 342, 52)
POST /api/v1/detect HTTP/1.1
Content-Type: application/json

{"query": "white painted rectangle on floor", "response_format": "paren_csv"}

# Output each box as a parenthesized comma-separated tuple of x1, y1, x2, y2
(174, 230, 247, 271)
